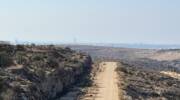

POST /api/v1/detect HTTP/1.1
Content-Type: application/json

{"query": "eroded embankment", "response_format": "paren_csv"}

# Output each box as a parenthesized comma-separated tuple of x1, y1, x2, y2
(0, 44, 92, 100)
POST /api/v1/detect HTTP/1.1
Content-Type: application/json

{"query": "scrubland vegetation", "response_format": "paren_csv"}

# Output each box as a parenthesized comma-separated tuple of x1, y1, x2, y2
(0, 44, 92, 100)
(1, 44, 180, 100)
(116, 62, 180, 100)
(69, 45, 180, 100)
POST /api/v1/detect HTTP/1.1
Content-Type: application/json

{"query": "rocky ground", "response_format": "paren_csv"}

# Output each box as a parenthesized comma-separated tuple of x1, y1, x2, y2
(0, 44, 92, 100)
(69, 45, 180, 100)
(116, 62, 180, 100)
(1, 44, 180, 100)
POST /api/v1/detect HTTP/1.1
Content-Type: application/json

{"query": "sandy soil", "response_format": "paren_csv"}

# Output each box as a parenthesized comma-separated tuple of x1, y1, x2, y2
(6, 65, 23, 70)
(150, 52, 180, 61)
(80, 62, 119, 100)
(161, 71, 180, 80)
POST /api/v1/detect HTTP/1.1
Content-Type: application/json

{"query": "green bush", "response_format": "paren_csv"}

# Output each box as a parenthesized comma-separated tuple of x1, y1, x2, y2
(15, 52, 27, 65)
(0, 52, 13, 67)
(47, 57, 58, 68)
(31, 54, 44, 61)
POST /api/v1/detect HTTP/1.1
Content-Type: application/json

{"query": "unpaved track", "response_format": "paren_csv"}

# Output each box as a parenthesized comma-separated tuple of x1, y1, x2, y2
(81, 62, 119, 100)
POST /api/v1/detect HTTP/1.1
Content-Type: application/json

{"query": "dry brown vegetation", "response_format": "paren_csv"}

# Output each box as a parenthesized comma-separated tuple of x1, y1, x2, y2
(1, 44, 180, 100)
(69, 45, 180, 100)
(116, 62, 180, 100)
(0, 44, 92, 100)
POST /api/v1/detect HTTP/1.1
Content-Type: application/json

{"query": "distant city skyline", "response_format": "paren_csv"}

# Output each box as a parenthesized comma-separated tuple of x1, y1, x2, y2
(0, 0, 180, 44)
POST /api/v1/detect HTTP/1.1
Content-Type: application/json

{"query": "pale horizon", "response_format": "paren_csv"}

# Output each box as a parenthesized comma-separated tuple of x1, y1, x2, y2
(0, 0, 180, 45)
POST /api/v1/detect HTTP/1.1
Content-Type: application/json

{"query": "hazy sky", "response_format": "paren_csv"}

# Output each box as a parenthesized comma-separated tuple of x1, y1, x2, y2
(0, 0, 180, 44)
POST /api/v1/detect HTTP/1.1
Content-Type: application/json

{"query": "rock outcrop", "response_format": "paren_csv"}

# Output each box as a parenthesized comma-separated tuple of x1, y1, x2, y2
(0, 44, 92, 100)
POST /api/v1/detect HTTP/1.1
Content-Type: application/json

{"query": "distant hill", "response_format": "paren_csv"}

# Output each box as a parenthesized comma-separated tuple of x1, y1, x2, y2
(62, 43, 180, 49)
(66, 45, 180, 72)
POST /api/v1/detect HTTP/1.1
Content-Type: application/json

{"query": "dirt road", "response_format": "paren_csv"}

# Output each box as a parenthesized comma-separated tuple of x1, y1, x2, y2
(80, 62, 119, 100)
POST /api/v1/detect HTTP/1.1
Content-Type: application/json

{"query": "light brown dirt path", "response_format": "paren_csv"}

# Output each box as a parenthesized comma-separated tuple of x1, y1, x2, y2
(80, 62, 119, 100)
(160, 71, 180, 80)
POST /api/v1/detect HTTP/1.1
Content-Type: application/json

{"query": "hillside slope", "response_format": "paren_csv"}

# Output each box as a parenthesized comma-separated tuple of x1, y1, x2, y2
(0, 44, 92, 100)
(116, 62, 180, 100)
